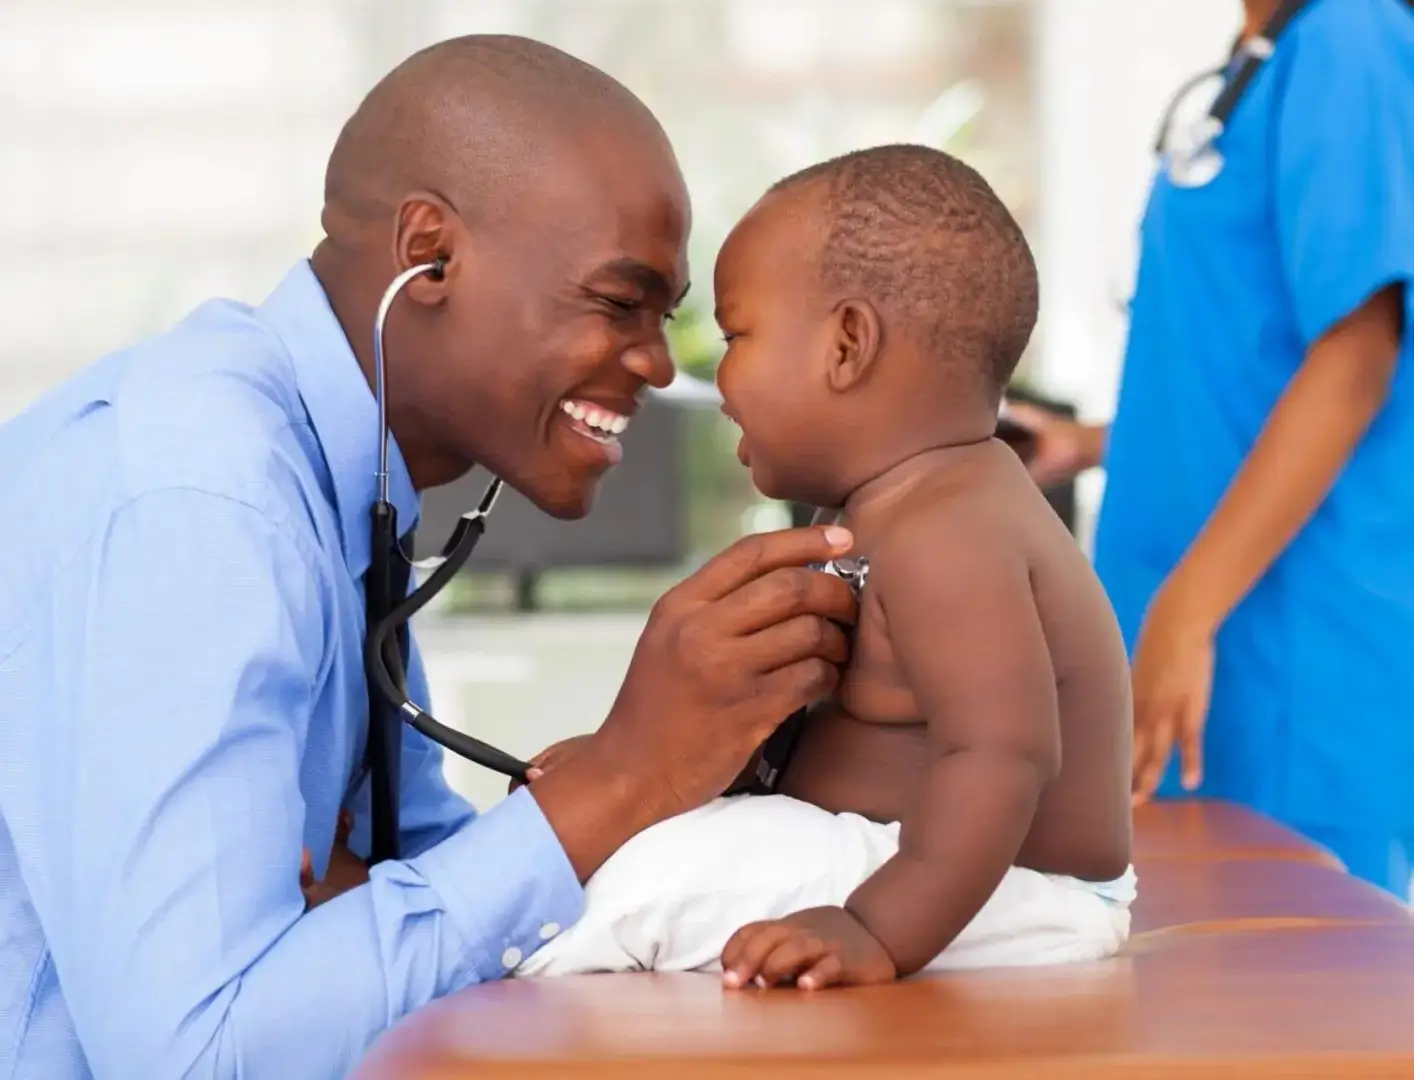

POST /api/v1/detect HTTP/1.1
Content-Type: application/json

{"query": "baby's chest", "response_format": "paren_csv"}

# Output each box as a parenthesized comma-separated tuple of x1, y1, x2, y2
(837, 590, 919, 726)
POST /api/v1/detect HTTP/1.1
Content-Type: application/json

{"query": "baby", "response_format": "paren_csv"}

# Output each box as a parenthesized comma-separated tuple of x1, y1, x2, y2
(517, 143, 1136, 988)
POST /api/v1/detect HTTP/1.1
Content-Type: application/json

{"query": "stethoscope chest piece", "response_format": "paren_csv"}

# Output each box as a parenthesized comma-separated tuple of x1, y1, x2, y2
(1166, 142, 1226, 189)
(816, 556, 870, 598)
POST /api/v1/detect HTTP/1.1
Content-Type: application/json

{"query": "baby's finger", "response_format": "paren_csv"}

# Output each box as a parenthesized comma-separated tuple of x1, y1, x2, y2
(722, 923, 792, 988)
(759, 935, 827, 987)
(719, 923, 764, 982)
(797, 954, 844, 991)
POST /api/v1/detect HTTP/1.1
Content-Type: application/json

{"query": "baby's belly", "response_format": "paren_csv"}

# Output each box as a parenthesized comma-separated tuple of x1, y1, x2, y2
(776, 703, 930, 824)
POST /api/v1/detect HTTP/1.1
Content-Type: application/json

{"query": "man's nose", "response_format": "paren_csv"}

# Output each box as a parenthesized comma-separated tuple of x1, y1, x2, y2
(623, 339, 676, 389)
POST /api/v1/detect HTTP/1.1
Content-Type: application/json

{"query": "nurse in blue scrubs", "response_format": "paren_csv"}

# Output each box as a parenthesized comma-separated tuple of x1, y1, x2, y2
(1010, 0, 1414, 896)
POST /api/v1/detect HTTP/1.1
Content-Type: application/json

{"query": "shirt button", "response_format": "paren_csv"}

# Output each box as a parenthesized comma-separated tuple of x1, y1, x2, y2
(540, 922, 561, 940)
(502, 946, 523, 970)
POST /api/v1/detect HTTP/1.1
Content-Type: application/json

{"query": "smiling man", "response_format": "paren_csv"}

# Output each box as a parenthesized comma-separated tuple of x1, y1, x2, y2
(0, 36, 858, 1079)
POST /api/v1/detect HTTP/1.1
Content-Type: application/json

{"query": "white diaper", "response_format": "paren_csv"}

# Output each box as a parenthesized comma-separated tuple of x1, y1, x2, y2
(515, 794, 1136, 978)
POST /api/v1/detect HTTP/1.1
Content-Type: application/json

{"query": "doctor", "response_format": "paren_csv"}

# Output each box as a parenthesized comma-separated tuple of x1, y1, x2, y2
(1012, 0, 1414, 895)
(0, 36, 857, 1079)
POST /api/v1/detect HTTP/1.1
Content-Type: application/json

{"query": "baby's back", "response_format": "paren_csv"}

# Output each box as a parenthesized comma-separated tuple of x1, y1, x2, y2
(778, 441, 1132, 882)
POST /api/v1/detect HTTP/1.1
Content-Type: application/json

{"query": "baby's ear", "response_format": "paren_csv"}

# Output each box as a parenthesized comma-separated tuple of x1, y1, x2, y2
(826, 297, 883, 393)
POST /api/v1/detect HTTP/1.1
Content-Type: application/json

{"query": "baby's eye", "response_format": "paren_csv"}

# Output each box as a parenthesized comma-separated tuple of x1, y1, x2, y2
(720, 332, 739, 344)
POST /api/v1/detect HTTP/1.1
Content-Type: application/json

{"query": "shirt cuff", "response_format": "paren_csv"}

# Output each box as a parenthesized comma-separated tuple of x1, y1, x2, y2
(410, 786, 585, 991)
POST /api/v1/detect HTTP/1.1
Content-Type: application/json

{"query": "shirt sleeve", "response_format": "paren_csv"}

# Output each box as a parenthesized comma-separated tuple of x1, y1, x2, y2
(1274, 3, 1414, 346)
(34, 487, 584, 1079)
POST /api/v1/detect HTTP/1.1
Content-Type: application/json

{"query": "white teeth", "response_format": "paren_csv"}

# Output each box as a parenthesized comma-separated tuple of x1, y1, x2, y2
(560, 399, 629, 437)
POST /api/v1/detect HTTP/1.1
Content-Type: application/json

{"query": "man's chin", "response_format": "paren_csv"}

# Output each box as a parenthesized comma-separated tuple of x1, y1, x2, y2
(517, 472, 603, 521)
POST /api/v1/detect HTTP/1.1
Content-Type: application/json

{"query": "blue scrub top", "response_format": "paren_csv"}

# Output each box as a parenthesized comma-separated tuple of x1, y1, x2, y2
(1094, 0, 1414, 832)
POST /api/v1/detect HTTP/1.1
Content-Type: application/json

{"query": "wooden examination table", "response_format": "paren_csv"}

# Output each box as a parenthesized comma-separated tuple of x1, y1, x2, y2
(355, 800, 1414, 1079)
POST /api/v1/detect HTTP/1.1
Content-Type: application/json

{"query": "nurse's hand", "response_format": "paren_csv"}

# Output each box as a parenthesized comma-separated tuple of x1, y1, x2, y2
(1003, 403, 1108, 487)
(1130, 583, 1215, 806)
(527, 524, 858, 881)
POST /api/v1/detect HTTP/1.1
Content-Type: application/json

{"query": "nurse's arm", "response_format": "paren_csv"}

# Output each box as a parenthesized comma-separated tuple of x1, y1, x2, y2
(1164, 283, 1404, 629)
(33, 488, 583, 1078)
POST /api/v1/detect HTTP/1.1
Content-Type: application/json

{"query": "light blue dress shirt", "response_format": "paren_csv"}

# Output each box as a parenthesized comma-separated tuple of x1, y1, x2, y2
(0, 261, 585, 1078)
(1094, 0, 1414, 891)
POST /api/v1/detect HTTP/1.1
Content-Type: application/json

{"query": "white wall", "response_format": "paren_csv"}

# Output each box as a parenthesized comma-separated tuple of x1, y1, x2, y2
(1032, 0, 1239, 542)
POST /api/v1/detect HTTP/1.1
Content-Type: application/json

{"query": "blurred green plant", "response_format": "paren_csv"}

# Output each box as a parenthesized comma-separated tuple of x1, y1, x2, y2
(666, 301, 724, 381)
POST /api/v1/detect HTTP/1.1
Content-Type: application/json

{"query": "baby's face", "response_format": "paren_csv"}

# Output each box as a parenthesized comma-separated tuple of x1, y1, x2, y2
(713, 193, 840, 504)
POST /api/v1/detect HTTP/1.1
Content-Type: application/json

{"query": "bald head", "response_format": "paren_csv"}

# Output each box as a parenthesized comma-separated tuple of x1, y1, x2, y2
(311, 35, 689, 520)
(323, 35, 670, 236)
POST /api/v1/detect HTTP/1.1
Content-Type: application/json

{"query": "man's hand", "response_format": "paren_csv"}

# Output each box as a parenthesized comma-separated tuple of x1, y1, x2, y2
(1130, 582, 1216, 806)
(1002, 402, 1107, 487)
(528, 525, 858, 881)
(507, 735, 592, 795)
(300, 811, 369, 910)
(721, 907, 897, 991)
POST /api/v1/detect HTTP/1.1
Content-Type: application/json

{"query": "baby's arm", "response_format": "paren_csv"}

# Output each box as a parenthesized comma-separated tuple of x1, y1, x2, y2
(844, 509, 1061, 975)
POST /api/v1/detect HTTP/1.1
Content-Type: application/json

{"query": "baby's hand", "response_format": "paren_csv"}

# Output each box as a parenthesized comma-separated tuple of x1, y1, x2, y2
(721, 906, 896, 991)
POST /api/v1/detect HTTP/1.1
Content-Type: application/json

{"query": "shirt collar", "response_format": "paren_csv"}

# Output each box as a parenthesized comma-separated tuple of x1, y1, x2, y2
(258, 259, 420, 580)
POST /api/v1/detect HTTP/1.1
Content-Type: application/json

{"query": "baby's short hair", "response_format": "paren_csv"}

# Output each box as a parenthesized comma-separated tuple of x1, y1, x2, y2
(770, 143, 1038, 396)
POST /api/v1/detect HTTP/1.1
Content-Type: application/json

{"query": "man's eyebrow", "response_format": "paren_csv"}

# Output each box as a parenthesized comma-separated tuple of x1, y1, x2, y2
(594, 258, 690, 305)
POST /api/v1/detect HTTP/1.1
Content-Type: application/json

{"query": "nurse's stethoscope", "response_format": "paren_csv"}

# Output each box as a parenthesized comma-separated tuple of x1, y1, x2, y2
(1153, 0, 1308, 188)
(362, 256, 533, 863)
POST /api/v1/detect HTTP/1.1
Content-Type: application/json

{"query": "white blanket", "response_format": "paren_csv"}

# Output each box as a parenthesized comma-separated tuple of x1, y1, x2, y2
(516, 793, 1137, 978)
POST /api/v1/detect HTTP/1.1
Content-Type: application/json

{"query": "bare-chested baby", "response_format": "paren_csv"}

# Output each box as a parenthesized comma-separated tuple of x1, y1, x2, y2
(513, 144, 1136, 989)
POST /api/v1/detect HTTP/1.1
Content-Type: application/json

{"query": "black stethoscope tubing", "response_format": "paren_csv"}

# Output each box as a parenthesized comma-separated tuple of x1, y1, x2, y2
(362, 257, 531, 864)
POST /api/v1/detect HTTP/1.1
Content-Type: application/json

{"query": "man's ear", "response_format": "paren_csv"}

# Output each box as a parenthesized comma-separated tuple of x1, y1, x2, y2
(825, 297, 883, 393)
(391, 192, 461, 306)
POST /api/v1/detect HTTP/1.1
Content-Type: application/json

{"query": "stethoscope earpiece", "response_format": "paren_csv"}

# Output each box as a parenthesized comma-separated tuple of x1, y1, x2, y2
(429, 253, 449, 281)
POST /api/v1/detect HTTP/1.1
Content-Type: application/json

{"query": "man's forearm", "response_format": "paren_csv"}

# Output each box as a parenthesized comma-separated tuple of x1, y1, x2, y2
(844, 751, 1045, 975)
(1165, 286, 1402, 630)
(528, 737, 667, 881)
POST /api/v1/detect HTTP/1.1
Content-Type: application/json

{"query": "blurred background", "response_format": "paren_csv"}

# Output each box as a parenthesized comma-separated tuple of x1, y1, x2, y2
(0, 0, 1243, 810)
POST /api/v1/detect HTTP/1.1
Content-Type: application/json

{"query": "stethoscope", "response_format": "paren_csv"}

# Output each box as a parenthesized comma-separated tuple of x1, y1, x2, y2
(1153, 0, 1308, 188)
(362, 256, 533, 863)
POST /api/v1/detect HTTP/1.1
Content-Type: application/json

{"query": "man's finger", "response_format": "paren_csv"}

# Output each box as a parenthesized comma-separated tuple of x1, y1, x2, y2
(756, 658, 841, 718)
(737, 614, 850, 675)
(716, 567, 858, 638)
(678, 527, 854, 604)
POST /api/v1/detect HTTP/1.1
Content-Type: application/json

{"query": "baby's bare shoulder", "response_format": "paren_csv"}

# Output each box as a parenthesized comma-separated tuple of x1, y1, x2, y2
(870, 468, 1026, 579)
